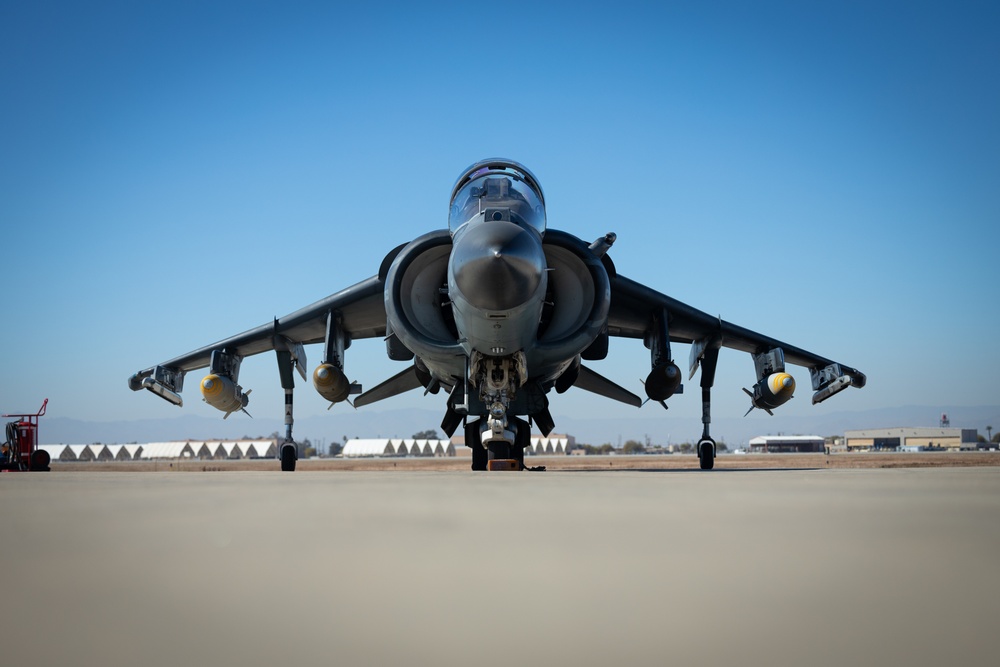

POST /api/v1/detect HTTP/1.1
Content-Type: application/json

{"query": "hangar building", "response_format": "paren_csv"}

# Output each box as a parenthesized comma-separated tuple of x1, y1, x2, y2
(748, 436, 825, 453)
(843, 428, 978, 451)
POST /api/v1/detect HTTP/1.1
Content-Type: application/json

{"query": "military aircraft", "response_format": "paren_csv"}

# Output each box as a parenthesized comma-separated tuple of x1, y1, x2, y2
(129, 158, 865, 471)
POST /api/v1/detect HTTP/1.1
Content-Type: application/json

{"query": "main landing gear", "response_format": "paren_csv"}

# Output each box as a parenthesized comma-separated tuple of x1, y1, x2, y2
(275, 342, 303, 472)
(649, 310, 718, 471)
(694, 343, 721, 471)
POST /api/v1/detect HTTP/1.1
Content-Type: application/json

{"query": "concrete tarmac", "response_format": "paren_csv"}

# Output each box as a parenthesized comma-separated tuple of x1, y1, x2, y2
(2, 468, 998, 667)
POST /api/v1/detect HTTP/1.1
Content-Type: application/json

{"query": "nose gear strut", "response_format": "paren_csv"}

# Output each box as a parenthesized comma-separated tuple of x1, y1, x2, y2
(468, 351, 530, 469)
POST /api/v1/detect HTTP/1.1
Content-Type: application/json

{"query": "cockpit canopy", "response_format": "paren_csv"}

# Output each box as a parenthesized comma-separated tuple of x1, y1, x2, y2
(448, 159, 546, 236)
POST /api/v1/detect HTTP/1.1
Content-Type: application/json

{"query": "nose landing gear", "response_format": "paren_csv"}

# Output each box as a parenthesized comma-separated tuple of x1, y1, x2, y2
(467, 354, 531, 471)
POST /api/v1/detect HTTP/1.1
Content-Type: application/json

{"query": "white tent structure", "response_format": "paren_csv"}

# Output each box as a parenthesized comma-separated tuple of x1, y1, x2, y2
(342, 438, 455, 458)
(528, 436, 569, 454)
(36, 443, 80, 461)
(141, 442, 196, 459)
(35, 439, 277, 462)
(210, 441, 243, 459)
(242, 441, 277, 458)
(343, 439, 396, 457)
(68, 444, 97, 461)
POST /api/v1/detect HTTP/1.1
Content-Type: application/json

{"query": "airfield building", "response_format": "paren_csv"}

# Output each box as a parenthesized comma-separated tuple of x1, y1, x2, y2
(843, 428, 978, 451)
(748, 435, 825, 453)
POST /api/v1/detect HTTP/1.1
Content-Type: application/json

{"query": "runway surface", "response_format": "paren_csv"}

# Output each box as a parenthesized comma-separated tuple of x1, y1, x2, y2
(2, 468, 998, 667)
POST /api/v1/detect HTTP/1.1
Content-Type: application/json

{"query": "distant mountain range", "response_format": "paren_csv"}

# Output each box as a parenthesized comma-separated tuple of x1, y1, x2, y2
(37, 405, 1000, 448)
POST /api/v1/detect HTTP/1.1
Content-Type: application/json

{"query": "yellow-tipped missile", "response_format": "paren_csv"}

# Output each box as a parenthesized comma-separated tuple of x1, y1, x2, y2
(200, 374, 251, 418)
(313, 363, 351, 404)
(743, 372, 795, 416)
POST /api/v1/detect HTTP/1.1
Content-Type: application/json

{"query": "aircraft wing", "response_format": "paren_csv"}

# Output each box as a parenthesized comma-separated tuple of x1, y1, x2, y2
(128, 275, 387, 402)
(606, 274, 866, 402)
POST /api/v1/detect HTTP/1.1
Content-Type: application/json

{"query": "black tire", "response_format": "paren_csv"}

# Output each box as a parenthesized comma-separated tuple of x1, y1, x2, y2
(466, 420, 487, 471)
(510, 416, 529, 469)
(472, 446, 487, 471)
(698, 439, 715, 470)
(487, 441, 512, 461)
(30, 449, 51, 472)
(280, 444, 297, 472)
(514, 447, 525, 469)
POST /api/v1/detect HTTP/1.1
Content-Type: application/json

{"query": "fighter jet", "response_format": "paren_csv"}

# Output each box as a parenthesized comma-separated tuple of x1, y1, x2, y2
(129, 159, 865, 471)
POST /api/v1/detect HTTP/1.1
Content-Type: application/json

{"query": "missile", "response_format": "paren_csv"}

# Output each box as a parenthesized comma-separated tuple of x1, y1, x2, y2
(200, 374, 251, 418)
(743, 372, 795, 416)
(644, 362, 683, 401)
(313, 363, 351, 404)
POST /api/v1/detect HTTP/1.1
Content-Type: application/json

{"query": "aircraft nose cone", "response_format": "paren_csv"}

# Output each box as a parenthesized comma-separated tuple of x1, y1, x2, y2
(451, 221, 545, 311)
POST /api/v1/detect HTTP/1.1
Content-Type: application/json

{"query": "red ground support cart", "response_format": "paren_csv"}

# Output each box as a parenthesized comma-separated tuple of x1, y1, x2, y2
(2, 399, 50, 472)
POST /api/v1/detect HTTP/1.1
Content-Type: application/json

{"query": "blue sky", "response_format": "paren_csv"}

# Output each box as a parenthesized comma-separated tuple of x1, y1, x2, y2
(2, 1, 997, 434)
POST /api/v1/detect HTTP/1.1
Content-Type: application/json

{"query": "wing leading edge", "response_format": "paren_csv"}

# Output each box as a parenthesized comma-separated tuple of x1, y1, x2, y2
(607, 274, 866, 403)
(128, 275, 387, 404)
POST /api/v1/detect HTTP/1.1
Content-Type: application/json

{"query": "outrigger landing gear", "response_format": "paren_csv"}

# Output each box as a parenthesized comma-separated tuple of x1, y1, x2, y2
(275, 341, 305, 472)
(693, 342, 721, 471)
(278, 382, 297, 472)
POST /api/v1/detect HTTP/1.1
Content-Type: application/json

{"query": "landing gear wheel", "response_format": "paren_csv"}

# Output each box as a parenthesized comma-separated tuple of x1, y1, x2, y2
(488, 441, 512, 461)
(510, 415, 530, 470)
(30, 449, 51, 471)
(472, 444, 487, 471)
(466, 420, 487, 471)
(698, 438, 716, 470)
(513, 446, 525, 469)
(280, 444, 297, 472)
